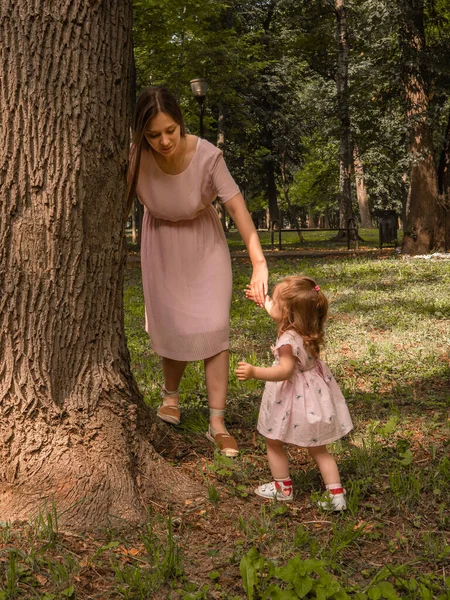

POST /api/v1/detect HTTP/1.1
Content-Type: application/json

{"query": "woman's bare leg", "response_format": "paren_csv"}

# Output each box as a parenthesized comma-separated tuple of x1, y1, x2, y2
(204, 350, 229, 434)
(162, 357, 187, 405)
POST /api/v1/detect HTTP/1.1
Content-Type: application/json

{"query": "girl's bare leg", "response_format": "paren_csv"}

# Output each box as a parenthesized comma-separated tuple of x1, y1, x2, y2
(308, 445, 341, 485)
(266, 438, 290, 480)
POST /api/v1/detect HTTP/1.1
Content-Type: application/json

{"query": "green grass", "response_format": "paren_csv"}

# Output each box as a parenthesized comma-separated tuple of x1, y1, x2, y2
(123, 253, 449, 598)
(0, 254, 448, 599)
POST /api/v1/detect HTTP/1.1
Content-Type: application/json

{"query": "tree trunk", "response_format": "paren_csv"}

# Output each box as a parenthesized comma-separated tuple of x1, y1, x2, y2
(0, 0, 200, 529)
(353, 146, 372, 228)
(215, 105, 228, 232)
(281, 150, 303, 241)
(437, 111, 450, 250)
(308, 209, 317, 229)
(399, 0, 443, 254)
(335, 0, 354, 233)
(266, 158, 281, 227)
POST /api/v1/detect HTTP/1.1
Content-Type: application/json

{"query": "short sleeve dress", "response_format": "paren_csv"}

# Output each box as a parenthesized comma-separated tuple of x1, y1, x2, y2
(257, 331, 353, 446)
(136, 137, 240, 361)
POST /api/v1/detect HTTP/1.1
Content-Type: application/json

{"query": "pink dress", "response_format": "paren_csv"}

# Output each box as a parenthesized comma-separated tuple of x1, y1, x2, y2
(136, 138, 240, 361)
(257, 331, 353, 446)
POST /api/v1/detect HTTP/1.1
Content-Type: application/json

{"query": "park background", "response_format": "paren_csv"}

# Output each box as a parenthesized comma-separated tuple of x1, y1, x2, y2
(0, 1, 449, 599)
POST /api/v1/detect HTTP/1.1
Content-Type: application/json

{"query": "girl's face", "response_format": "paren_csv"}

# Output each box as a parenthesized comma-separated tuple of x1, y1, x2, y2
(145, 112, 182, 158)
(269, 284, 285, 322)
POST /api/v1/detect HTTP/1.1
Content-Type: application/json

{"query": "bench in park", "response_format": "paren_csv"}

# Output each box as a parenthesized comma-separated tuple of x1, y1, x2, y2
(268, 218, 359, 251)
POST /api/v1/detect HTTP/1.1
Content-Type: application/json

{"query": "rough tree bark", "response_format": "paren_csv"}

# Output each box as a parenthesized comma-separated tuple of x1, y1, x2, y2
(353, 146, 372, 228)
(399, 0, 445, 254)
(334, 0, 354, 235)
(0, 0, 200, 529)
(437, 111, 450, 250)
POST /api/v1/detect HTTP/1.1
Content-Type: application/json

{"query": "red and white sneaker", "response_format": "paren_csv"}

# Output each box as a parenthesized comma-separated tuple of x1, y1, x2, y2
(319, 488, 346, 511)
(255, 480, 293, 502)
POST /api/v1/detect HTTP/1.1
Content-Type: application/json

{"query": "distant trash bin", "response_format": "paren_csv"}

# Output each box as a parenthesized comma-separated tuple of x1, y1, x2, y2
(378, 210, 398, 248)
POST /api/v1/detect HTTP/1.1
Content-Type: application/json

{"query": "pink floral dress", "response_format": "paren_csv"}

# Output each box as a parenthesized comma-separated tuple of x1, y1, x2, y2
(257, 331, 353, 446)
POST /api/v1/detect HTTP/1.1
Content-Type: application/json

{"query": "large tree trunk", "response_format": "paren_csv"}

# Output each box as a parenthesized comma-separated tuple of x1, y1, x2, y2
(335, 0, 354, 233)
(0, 0, 199, 529)
(353, 146, 372, 228)
(437, 111, 450, 250)
(399, 0, 443, 254)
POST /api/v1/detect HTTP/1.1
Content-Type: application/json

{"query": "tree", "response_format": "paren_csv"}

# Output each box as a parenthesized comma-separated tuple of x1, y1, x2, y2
(335, 0, 354, 231)
(0, 0, 197, 528)
(398, 0, 444, 253)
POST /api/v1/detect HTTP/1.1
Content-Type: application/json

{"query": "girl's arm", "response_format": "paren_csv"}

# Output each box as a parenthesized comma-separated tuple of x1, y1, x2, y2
(236, 345, 296, 382)
(224, 193, 268, 307)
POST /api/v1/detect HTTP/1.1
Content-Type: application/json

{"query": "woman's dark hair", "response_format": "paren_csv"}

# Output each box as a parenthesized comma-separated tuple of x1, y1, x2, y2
(126, 86, 186, 216)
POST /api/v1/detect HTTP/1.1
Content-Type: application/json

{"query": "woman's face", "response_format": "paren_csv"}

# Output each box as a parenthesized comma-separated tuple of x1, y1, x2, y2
(145, 112, 182, 158)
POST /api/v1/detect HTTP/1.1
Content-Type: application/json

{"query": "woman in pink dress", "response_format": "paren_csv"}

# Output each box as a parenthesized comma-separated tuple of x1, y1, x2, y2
(127, 87, 268, 457)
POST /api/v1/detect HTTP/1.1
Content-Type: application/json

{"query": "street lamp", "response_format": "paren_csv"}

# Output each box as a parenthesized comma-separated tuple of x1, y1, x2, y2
(189, 78, 208, 138)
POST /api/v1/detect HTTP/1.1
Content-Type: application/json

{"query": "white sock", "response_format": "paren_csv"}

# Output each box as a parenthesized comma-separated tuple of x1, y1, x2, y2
(326, 483, 344, 495)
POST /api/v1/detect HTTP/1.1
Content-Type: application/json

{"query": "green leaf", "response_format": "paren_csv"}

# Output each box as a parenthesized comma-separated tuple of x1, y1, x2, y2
(368, 586, 382, 600)
(293, 574, 313, 598)
(418, 582, 433, 600)
(240, 548, 262, 600)
(398, 449, 413, 466)
(208, 570, 220, 580)
(377, 581, 399, 599)
(262, 585, 298, 600)
(91, 540, 120, 562)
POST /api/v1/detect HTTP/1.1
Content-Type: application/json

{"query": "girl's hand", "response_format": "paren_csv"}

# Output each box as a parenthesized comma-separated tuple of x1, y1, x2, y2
(249, 262, 268, 307)
(244, 284, 256, 302)
(235, 362, 255, 381)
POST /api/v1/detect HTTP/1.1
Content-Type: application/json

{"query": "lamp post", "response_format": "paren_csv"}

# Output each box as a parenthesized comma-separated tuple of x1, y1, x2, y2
(189, 78, 208, 138)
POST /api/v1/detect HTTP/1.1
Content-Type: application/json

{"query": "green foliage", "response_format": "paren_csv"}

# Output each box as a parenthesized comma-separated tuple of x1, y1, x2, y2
(239, 548, 450, 600)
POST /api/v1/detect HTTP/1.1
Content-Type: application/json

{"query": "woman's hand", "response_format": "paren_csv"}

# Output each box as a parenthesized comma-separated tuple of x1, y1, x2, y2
(249, 262, 268, 307)
(235, 362, 255, 381)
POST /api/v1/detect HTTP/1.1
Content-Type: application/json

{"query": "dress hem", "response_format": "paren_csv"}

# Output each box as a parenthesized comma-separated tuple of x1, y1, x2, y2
(151, 340, 230, 362)
(257, 426, 353, 447)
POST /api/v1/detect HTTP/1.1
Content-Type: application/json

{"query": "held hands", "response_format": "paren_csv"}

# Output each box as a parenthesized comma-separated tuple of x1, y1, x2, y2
(235, 362, 255, 381)
(245, 286, 273, 317)
(248, 263, 268, 307)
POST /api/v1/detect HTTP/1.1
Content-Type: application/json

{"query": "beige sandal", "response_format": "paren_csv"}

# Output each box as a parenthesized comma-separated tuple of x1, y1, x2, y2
(156, 387, 180, 425)
(205, 408, 239, 457)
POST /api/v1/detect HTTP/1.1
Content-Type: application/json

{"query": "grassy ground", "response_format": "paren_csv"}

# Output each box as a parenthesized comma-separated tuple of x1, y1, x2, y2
(0, 254, 449, 599)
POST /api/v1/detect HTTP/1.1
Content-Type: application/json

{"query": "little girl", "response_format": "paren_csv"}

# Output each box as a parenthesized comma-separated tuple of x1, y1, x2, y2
(236, 276, 353, 511)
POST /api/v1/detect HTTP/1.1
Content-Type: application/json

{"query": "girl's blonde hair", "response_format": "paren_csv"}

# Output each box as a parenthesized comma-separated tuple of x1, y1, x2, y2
(276, 276, 328, 357)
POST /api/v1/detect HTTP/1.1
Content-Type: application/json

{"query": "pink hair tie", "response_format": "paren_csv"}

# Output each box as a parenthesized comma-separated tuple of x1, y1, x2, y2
(314, 285, 320, 292)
